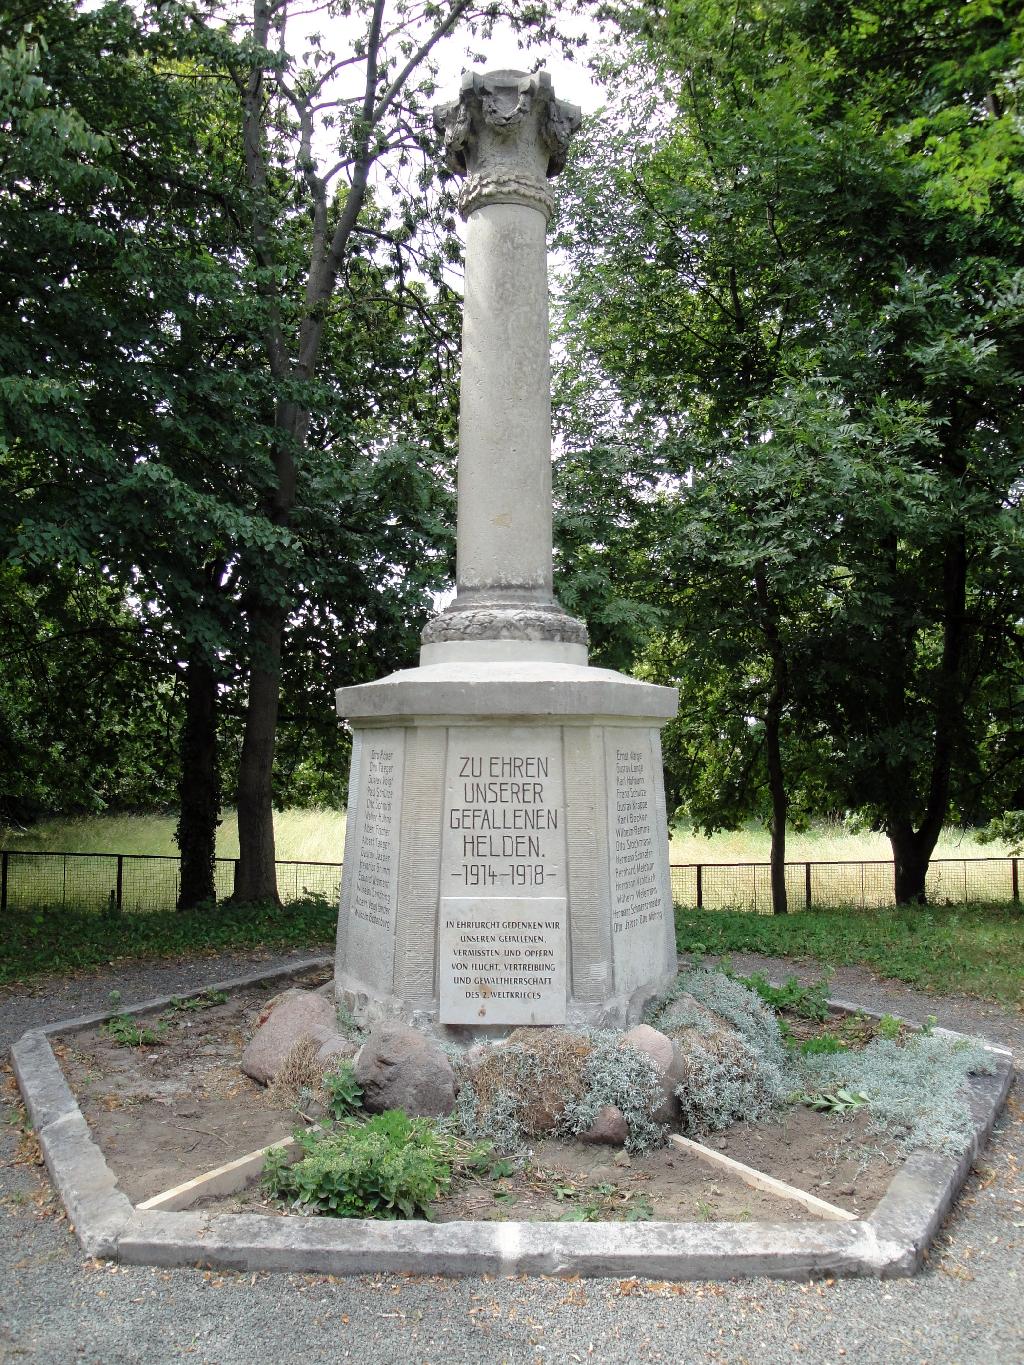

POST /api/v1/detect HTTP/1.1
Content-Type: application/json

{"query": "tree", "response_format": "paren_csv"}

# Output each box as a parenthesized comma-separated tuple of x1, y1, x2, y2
(556, 0, 1024, 904)
(1, 4, 463, 903)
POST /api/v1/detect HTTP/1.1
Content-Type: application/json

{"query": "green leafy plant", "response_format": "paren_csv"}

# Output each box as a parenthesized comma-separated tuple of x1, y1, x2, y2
(794, 1087, 870, 1115)
(799, 1033, 849, 1057)
(322, 1060, 363, 1120)
(624, 1195, 654, 1222)
(735, 972, 831, 1023)
(262, 1110, 470, 1219)
(877, 1014, 903, 1042)
(104, 1014, 168, 1047)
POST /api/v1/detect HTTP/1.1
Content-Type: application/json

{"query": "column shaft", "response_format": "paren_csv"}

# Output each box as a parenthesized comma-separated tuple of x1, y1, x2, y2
(458, 203, 552, 600)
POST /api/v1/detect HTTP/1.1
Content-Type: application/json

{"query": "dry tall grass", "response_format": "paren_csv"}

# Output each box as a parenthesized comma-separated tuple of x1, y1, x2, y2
(1, 810, 1008, 865)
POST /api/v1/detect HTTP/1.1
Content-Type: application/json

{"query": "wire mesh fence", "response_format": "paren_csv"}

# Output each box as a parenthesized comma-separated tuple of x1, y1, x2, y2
(668, 857, 1021, 912)
(0, 851, 343, 914)
(1, 850, 1018, 914)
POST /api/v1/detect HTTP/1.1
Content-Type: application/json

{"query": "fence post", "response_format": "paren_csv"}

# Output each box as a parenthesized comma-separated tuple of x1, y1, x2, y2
(696, 864, 703, 909)
(1, 851, 7, 912)
(804, 862, 812, 909)
(1013, 858, 1019, 904)
(115, 855, 124, 912)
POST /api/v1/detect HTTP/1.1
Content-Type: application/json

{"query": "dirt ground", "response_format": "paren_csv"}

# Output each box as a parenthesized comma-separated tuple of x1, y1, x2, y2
(56, 966, 332, 1203)
(57, 977, 899, 1223)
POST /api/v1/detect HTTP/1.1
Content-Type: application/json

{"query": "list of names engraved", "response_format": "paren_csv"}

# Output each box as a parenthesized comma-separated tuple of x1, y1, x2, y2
(351, 742, 400, 932)
(439, 897, 567, 1025)
(609, 739, 665, 936)
(441, 727, 566, 898)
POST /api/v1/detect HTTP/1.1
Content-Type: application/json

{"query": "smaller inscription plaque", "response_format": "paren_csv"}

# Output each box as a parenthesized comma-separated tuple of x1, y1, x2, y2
(439, 896, 567, 1025)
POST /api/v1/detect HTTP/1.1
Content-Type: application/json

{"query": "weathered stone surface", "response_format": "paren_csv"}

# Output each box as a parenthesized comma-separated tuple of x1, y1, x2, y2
(578, 1104, 629, 1146)
(315, 1035, 359, 1068)
(621, 1023, 679, 1125)
(354, 1023, 457, 1117)
(241, 989, 338, 1085)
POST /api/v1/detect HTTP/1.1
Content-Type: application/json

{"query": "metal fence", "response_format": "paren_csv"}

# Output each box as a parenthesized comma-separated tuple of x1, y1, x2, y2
(0, 850, 342, 914)
(1, 849, 1019, 914)
(668, 857, 1021, 912)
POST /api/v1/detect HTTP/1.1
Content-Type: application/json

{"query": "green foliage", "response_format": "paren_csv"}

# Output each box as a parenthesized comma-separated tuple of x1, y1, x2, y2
(0, 893, 336, 984)
(104, 1014, 167, 1048)
(651, 969, 793, 1074)
(731, 972, 831, 1023)
(322, 1061, 363, 1121)
(877, 1014, 903, 1042)
(798, 1034, 849, 1058)
(675, 904, 1024, 1004)
(262, 1111, 464, 1220)
(797, 1033, 997, 1152)
(556, 0, 1024, 905)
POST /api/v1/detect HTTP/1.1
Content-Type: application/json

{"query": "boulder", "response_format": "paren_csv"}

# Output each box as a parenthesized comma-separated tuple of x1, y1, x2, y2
(354, 1023, 457, 1118)
(621, 1023, 679, 1125)
(241, 989, 339, 1085)
(316, 1035, 359, 1069)
(578, 1104, 629, 1146)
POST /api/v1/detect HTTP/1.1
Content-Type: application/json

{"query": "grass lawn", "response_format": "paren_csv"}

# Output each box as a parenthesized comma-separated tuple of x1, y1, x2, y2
(0, 896, 337, 986)
(2, 811, 1011, 865)
(677, 903, 1024, 1006)
(0, 809, 346, 862)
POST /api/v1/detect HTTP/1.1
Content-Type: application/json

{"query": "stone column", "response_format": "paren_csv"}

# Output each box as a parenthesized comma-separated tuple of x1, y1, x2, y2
(333, 70, 679, 1035)
(423, 70, 588, 658)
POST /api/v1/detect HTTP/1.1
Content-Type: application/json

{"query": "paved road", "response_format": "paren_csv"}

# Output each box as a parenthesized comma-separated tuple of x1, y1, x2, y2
(1, 949, 1021, 1365)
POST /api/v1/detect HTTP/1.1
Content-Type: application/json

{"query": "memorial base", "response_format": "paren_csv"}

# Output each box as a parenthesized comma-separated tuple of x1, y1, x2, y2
(333, 658, 679, 1035)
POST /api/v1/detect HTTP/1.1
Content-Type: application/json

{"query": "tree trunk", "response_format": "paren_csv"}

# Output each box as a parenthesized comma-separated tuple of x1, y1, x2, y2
(754, 567, 789, 915)
(884, 528, 968, 906)
(765, 702, 789, 915)
(175, 651, 220, 910)
(888, 822, 932, 905)
(232, 602, 285, 904)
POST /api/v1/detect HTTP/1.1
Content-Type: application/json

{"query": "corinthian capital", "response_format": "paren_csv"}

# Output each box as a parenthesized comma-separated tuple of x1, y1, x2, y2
(433, 69, 582, 221)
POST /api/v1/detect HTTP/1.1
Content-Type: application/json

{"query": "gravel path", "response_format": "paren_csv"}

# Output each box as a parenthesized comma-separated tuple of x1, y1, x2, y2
(1, 949, 1021, 1365)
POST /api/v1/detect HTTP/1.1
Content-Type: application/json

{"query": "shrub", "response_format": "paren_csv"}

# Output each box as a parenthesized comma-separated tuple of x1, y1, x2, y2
(323, 1059, 363, 1119)
(648, 970, 795, 1135)
(267, 1036, 326, 1111)
(458, 1029, 593, 1151)
(558, 1031, 666, 1154)
(649, 968, 792, 1075)
(263, 1110, 463, 1218)
(457, 1027, 668, 1154)
(797, 1032, 997, 1152)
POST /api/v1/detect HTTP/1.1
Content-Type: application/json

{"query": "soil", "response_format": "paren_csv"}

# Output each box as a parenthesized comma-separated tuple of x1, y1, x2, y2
(56, 966, 332, 1203)
(56, 981, 900, 1224)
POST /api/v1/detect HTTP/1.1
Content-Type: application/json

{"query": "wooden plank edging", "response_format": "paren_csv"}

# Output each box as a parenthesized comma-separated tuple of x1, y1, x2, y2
(669, 1133, 858, 1222)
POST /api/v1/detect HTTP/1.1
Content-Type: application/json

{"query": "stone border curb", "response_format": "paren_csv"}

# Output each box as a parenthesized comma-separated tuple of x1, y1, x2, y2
(10, 970, 1014, 1281)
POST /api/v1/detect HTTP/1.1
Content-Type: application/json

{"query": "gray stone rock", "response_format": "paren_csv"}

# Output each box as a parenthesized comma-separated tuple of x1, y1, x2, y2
(354, 1023, 457, 1117)
(316, 1035, 359, 1069)
(241, 989, 338, 1085)
(621, 1023, 679, 1125)
(578, 1104, 629, 1146)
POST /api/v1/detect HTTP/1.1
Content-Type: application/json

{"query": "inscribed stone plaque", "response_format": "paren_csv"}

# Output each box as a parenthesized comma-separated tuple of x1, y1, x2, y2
(440, 726, 566, 899)
(439, 897, 567, 1025)
(340, 729, 405, 991)
(605, 729, 671, 993)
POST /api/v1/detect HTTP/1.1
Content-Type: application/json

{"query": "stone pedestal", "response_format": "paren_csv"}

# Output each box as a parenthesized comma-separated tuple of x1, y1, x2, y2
(335, 661, 678, 1031)
(334, 70, 680, 1033)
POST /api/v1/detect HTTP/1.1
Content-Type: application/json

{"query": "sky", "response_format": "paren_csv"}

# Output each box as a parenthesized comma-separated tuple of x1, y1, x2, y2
(430, 17, 603, 115)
